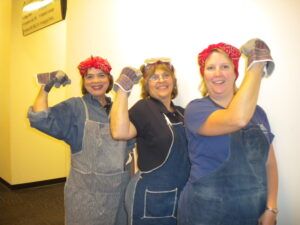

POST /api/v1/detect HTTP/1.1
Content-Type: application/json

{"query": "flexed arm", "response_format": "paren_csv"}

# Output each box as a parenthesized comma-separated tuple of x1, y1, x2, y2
(110, 67, 142, 140)
(32, 86, 49, 112)
(200, 63, 264, 136)
(199, 39, 274, 136)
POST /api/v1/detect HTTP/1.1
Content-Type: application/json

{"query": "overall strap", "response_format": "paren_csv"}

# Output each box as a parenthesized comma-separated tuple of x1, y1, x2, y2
(80, 98, 89, 120)
(174, 108, 184, 120)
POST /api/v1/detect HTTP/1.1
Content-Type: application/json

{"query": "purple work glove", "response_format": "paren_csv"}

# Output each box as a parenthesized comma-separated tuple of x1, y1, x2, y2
(240, 38, 275, 77)
(37, 70, 71, 92)
(113, 67, 142, 92)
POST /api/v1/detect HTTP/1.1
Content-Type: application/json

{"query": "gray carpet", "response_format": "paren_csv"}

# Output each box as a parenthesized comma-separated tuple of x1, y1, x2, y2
(0, 181, 65, 225)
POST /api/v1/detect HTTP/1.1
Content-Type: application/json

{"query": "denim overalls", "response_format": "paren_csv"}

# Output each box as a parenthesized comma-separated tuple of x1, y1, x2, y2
(64, 98, 130, 225)
(178, 124, 269, 225)
(125, 113, 190, 225)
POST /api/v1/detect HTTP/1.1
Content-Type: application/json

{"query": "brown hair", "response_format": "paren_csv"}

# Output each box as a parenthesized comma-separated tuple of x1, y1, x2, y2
(140, 63, 178, 99)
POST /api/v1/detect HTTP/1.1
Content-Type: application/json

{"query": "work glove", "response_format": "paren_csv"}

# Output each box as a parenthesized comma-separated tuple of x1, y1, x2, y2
(37, 70, 71, 92)
(240, 38, 275, 77)
(113, 67, 142, 93)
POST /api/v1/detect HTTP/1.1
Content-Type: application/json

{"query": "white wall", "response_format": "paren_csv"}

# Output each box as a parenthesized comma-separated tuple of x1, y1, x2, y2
(66, 1, 299, 224)
(7, 0, 297, 223)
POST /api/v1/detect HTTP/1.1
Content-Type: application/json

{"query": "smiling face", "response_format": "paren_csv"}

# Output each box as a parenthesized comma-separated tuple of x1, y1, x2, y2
(203, 50, 236, 104)
(83, 67, 110, 99)
(147, 67, 174, 104)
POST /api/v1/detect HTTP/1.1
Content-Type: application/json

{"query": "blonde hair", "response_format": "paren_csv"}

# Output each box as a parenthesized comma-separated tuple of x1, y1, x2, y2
(200, 49, 238, 96)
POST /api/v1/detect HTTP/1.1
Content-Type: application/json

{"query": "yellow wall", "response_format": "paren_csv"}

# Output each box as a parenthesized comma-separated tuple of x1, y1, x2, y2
(1, 0, 69, 185)
(2, 1, 300, 223)
(0, 0, 12, 182)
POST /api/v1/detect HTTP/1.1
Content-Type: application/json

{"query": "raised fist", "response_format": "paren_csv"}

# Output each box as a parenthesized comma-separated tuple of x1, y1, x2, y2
(240, 38, 275, 76)
(37, 70, 71, 92)
(113, 67, 142, 92)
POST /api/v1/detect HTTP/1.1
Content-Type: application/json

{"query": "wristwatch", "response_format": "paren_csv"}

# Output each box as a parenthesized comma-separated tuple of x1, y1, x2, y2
(266, 207, 279, 214)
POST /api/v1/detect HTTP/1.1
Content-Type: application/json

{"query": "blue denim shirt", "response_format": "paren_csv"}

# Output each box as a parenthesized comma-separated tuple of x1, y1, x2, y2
(28, 94, 112, 153)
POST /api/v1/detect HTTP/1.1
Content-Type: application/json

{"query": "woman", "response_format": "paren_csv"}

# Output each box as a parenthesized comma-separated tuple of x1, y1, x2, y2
(28, 56, 131, 225)
(110, 58, 190, 225)
(178, 40, 278, 225)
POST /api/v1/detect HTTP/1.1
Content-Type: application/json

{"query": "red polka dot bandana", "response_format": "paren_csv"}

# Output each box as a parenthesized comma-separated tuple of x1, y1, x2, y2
(78, 56, 112, 77)
(198, 43, 241, 78)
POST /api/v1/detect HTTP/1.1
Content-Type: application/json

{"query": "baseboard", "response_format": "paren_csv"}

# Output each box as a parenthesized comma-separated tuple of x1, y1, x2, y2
(0, 177, 66, 190)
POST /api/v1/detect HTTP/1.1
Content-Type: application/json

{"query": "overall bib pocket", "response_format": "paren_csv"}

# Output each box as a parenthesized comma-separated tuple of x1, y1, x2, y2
(143, 188, 177, 218)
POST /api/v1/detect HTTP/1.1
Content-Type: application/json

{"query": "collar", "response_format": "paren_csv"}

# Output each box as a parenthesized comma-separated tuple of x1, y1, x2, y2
(149, 96, 175, 114)
(84, 94, 112, 113)
(207, 96, 225, 109)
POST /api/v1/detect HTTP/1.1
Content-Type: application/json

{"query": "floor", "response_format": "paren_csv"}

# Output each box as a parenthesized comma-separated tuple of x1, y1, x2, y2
(0, 181, 65, 225)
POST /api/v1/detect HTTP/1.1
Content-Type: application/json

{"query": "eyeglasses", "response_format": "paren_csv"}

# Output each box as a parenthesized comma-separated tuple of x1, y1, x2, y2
(143, 57, 174, 72)
(149, 73, 172, 82)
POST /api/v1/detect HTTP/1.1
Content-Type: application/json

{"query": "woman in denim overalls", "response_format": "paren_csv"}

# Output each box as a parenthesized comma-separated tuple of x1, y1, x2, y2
(178, 40, 278, 225)
(111, 59, 190, 225)
(28, 56, 131, 225)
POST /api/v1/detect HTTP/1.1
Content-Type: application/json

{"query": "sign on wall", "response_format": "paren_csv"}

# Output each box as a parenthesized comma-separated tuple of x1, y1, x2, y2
(22, 0, 67, 36)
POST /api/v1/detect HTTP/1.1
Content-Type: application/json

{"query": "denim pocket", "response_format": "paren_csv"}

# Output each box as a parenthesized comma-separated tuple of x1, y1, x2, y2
(143, 188, 177, 218)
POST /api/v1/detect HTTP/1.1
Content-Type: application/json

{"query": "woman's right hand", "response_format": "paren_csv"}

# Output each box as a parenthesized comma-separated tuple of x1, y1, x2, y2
(113, 67, 142, 93)
(37, 70, 71, 92)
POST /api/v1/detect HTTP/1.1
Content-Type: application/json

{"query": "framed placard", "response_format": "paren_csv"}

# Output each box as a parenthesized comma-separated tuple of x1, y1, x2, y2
(22, 0, 67, 36)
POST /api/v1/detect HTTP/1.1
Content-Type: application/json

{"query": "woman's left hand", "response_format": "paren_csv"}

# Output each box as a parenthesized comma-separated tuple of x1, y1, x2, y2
(258, 210, 277, 225)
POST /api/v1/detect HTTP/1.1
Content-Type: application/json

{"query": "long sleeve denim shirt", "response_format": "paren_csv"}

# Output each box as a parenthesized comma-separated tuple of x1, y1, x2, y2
(28, 94, 112, 154)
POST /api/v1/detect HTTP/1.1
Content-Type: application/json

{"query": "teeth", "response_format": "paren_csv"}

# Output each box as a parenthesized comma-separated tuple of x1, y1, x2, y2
(93, 85, 103, 88)
(157, 85, 168, 88)
(213, 80, 224, 84)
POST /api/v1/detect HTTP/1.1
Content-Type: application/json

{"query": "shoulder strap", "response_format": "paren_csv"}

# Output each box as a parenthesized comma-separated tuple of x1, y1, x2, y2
(80, 98, 89, 120)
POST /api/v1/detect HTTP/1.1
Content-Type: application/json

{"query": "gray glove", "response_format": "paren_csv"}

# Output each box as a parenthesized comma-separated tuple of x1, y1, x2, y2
(37, 70, 71, 92)
(113, 67, 142, 92)
(240, 38, 275, 77)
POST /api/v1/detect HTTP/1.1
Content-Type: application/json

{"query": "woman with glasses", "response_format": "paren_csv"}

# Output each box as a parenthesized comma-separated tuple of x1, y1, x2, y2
(178, 39, 278, 225)
(28, 56, 131, 225)
(110, 58, 190, 225)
